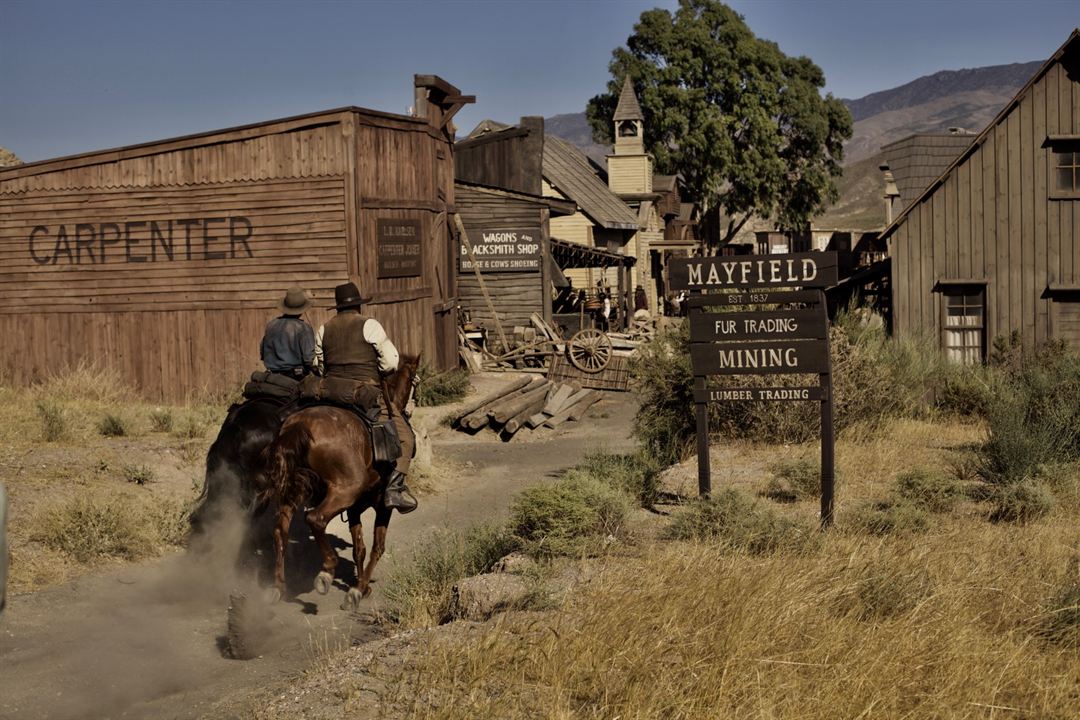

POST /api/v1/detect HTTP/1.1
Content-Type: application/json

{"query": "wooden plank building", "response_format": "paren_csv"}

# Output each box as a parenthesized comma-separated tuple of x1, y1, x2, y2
(882, 30, 1080, 358)
(455, 118, 636, 344)
(0, 76, 472, 399)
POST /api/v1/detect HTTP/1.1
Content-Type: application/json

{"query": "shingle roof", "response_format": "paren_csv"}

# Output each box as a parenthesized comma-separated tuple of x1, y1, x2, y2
(653, 174, 677, 192)
(543, 134, 640, 229)
(881, 133, 974, 209)
(613, 76, 644, 122)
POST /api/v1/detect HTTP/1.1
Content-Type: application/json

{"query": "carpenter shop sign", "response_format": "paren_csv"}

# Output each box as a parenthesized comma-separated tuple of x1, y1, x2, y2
(669, 252, 838, 291)
(377, 219, 423, 278)
(27, 217, 254, 265)
(459, 228, 541, 272)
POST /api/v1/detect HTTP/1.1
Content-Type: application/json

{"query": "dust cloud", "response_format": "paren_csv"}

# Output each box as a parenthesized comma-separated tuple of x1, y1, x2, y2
(0, 472, 347, 720)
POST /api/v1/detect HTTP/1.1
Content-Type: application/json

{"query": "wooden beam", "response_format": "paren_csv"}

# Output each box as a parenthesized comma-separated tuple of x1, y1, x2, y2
(454, 213, 510, 352)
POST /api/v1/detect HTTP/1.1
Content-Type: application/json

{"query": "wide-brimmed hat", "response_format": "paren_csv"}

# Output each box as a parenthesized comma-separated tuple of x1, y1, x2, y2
(333, 281, 372, 310)
(279, 286, 311, 315)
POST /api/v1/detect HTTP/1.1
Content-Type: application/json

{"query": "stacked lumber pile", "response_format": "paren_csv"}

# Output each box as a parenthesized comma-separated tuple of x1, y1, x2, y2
(449, 376, 602, 440)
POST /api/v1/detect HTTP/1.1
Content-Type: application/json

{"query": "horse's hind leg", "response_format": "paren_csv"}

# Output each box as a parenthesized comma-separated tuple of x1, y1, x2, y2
(304, 483, 358, 596)
(270, 503, 294, 603)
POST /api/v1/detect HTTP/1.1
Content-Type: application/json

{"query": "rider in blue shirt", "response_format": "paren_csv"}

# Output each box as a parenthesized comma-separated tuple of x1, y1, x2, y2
(260, 287, 316, 378)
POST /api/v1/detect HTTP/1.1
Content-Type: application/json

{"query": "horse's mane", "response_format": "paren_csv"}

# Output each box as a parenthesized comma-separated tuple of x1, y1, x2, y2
(387, 352, 421, 408)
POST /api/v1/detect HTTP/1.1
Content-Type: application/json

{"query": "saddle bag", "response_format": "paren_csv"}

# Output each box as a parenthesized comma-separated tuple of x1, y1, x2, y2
(297, 375, 382, 412)
(243, 370, 299, 400)
(371, 419, 402, 464)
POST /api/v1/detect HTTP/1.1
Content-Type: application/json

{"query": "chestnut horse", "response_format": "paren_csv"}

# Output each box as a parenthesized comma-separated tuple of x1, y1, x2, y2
(263, 354, 420, 610)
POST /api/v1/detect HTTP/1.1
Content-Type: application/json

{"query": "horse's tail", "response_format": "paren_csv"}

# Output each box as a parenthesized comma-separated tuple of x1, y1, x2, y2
(263, 421, 315, 510)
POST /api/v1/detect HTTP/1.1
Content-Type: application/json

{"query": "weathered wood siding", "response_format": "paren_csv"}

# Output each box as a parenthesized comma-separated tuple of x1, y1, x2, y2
(0, 106, 459, 399)
(607, 155, 652, 195)
(888, 46, 1080, 350)
(455, 117, 543, 196)
(456, 185, 543, 331)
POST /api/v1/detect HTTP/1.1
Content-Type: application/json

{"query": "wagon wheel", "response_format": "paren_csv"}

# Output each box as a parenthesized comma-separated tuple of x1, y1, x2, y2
(567, 329, 612, 373)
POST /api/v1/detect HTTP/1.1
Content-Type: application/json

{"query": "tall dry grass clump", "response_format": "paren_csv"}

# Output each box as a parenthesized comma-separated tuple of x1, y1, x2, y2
(394, 520, 1080, 719)
(29, 492, 191, 564)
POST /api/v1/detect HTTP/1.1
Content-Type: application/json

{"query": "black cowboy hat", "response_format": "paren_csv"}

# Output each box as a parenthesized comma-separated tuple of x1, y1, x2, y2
(279, 286, 311, 315)
(333, 281, 372, 310)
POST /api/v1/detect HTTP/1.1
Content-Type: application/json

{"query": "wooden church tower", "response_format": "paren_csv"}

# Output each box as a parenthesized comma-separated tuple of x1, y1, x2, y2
(607, 76, 653, 194)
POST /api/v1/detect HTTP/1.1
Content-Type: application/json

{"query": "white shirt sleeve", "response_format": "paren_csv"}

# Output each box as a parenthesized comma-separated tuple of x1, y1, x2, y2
(313, 325, 325, 369)
(363, 319, 399, 375)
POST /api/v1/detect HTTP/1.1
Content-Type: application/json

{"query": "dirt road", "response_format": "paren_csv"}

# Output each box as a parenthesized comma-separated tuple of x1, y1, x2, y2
(0, 390, 637, 720)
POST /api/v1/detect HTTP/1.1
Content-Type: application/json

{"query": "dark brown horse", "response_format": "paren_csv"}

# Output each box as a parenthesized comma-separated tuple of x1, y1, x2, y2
(262, 354, 420, 610)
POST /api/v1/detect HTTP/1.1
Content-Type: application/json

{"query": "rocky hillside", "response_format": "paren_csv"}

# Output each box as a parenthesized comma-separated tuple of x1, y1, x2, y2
(842, 61, 1039, 163)
(0, 147, 22, 167)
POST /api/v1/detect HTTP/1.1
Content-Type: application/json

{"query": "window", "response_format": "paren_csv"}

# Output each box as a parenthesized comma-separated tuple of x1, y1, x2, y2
(942, 286, 985, 364)
(1054, 147, 1080, 193)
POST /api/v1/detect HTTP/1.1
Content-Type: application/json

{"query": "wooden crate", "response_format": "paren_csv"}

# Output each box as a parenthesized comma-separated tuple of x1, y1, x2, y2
(547, 353, 631, 392)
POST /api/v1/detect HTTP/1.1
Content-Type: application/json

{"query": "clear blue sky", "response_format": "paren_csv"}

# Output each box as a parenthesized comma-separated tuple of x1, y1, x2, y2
(1, 0, 1076, 162)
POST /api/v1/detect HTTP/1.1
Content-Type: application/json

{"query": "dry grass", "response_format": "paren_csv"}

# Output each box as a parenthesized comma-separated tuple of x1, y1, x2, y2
(390, 517, 1080, 719)
(1, 364, 223, 593)
(367, 416, 1079, 719)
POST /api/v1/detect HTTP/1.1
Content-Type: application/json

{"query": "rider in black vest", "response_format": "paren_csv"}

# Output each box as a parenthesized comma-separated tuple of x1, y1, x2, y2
(315, 282, 417, 514)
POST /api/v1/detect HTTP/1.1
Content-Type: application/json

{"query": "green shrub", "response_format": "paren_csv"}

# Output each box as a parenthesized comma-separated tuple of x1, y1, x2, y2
(36, 401, 68, 441)
(629, 321, 695, 465)
(847, 499, 931, 537)
(415, 365, 471, 407)
(567, 451, 662, 507)
(893, 468, 963, 514)
(630, 311, 946, 453)
(31, 495, 154, 563)
(383, 524, 519, 625)
(938, 363, 994, 417)
(149, 408, 174, 433)
(96, 414, 128, 437)
(763, 459, 823, 502)
(664, 489, 810, 554)
(510, 475, 632, 559)
(976, 342, 1080, 486)
(122, 463, 155, 485)
(989, 482, 1054, 524)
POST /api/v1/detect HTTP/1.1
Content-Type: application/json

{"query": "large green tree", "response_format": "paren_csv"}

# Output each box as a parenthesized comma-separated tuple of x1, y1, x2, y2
(587, 0, 852, 248)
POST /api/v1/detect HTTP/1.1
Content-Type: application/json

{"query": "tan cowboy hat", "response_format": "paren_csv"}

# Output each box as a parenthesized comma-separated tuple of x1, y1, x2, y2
(333, 281, 372, 310)
(279, 287, 311, 315)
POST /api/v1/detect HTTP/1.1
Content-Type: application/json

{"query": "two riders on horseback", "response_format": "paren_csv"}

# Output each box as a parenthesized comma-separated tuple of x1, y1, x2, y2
(258, 282, 417, 514)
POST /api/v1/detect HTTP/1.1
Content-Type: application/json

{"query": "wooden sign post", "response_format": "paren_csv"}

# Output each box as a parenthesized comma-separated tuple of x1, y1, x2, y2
(669, 252, 838, 527)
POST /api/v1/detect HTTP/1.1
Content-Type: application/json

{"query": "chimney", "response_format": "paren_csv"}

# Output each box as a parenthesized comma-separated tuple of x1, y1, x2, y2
(879, 163, 900, 225)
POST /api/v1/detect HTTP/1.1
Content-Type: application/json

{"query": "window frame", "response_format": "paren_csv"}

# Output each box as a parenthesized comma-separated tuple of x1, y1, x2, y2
(1048, 136, 1080, 200)
(939, 283, 987, 365)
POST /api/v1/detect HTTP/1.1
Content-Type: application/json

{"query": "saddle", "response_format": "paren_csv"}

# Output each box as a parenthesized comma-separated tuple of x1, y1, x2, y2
(293, 375, 402, 465)
(242, 370, 300, 401)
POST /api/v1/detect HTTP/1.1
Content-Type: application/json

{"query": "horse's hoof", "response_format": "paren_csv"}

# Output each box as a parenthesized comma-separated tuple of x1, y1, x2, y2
(314, 571, 333, 595)
(264, 587, 282, 604)
(341, 587, 364, 612)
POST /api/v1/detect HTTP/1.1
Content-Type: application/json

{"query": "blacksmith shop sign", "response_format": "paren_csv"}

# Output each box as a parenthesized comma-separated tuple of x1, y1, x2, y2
(669, 251, 838, 527)
(377, 218, 423, 278)
(459, 228, 541, 272)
